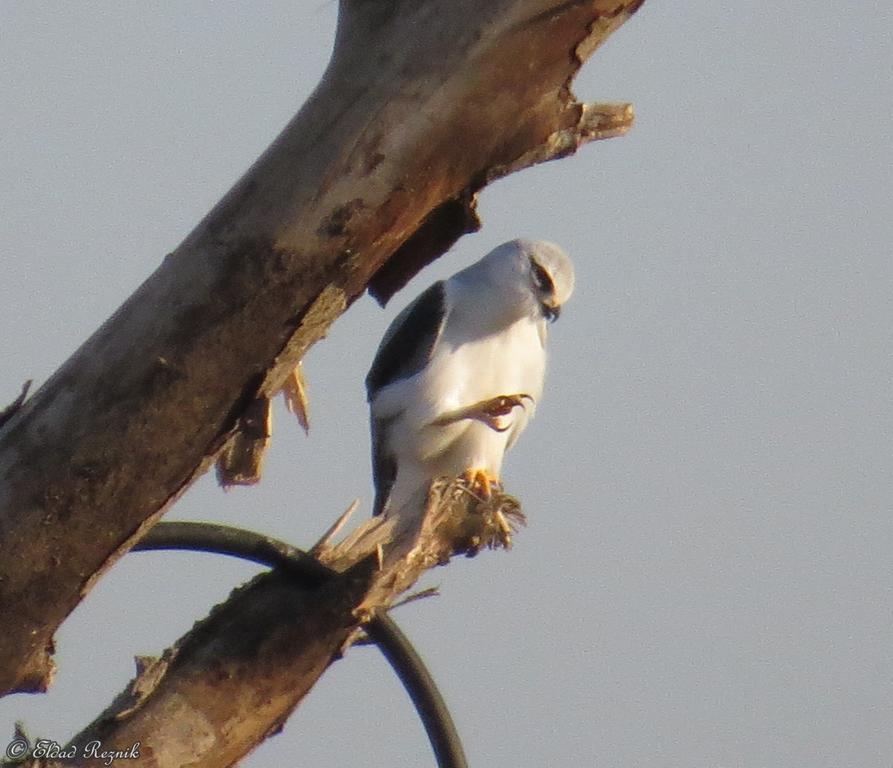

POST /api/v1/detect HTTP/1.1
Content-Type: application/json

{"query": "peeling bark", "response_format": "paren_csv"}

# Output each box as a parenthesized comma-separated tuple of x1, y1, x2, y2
(0, 0, 643, 697)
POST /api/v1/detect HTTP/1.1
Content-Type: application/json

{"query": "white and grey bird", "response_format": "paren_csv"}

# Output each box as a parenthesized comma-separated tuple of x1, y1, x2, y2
(366, 239, 575, 519)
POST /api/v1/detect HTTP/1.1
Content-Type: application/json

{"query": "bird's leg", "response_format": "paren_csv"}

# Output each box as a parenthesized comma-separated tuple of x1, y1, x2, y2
(460, 467, 500, 500)
(474, 394, 533, 431)
(459, 469, 517, 544)
(434, 393, 534, 432)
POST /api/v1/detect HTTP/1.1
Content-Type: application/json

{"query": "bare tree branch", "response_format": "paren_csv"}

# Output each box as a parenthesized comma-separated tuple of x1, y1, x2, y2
(40, 481, 519, 767)
(130, 521, 468, 768)
(0, 0, 643, 696)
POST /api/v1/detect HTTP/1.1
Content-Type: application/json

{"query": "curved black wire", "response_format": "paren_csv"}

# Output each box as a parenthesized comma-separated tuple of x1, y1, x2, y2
(134, 521, 468, 768)
(365, 611, 466, 768)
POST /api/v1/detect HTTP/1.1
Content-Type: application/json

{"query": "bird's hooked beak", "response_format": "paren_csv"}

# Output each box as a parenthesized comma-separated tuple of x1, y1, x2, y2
(542, 302, 561, 322)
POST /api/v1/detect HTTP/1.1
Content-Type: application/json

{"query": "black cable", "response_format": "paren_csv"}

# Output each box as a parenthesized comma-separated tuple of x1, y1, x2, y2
(135, 521, 333, 584)
(366, 612, 468, 768)
(134, 521, 468, 768)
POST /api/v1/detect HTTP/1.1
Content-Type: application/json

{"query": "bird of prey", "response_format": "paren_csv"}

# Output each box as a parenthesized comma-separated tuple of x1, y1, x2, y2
(366, 239, 575, 519)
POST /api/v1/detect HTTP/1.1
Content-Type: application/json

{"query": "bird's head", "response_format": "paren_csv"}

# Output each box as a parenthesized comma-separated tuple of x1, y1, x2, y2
(454, 239, 575, 326)
(521, 240, 575, 322)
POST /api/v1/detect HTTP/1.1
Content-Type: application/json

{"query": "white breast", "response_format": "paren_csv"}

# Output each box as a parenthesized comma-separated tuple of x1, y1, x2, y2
(381, 313, 547, 515)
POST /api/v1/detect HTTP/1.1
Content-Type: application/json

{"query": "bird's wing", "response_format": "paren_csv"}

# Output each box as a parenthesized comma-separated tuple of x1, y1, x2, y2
(366, 280, 449, 516)
(366, 281, 448, 398)
(369, 415, 398, 518)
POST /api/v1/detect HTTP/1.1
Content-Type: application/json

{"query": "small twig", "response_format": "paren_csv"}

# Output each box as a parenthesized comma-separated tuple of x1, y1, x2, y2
(393, 586, 441, 610)
(310, 498, 359, 556)
(281, 362, 311, 434)
(0, 379, 31, 430)
(347, 588, 441, 647)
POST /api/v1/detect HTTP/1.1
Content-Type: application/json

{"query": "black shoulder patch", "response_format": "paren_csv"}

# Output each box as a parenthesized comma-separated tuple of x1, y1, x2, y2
(366, 281, 447, 398)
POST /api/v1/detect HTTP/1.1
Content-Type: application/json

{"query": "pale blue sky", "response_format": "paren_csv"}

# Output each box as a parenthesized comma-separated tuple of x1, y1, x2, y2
(2, 2, 892, 766)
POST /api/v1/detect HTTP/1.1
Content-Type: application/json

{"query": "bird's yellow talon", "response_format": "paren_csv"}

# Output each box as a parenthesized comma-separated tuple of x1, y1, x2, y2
(461, 468, 500, 499)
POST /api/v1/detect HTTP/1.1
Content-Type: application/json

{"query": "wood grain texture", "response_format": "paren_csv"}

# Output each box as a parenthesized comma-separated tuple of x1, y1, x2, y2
(0, 0, 643, 697)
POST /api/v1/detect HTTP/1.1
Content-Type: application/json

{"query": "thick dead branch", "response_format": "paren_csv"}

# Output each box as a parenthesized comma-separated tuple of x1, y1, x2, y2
(0, 0, 643, 696)
(29, 480, 521, 767)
